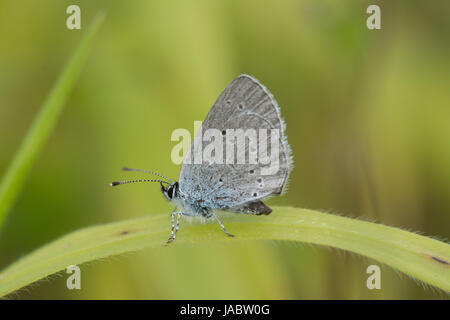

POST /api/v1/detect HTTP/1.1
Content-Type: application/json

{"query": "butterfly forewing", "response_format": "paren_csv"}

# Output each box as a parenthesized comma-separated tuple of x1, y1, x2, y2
(179, 74, 292, 211)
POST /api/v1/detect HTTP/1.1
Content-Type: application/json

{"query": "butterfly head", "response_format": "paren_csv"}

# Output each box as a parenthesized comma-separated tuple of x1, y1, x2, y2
(161, 181, 179, 201)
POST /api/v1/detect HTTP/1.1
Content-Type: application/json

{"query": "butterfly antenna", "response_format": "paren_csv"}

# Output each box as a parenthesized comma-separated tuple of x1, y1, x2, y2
(110, 179, 170, 187)
(122, 167, 174, 184)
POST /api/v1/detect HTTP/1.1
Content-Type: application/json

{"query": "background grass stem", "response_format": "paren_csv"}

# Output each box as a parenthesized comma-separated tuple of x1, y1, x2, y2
(0, 13, 104, 229)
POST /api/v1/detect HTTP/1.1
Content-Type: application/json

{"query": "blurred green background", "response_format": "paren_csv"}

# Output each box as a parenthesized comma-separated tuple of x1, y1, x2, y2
(0, 0, 449, 299)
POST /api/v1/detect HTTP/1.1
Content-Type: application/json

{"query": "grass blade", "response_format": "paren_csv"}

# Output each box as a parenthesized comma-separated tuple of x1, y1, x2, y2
(0, 13, 105, 228)
(0, 207, 448, 297)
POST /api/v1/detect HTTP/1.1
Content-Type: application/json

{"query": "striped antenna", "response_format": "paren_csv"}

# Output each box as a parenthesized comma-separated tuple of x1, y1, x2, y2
(122, 167, 174, 184)
(109, 179, 170, 187)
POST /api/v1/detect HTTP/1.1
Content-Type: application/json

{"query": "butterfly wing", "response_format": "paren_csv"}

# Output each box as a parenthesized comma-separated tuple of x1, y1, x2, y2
(179, 74, 292, 212)
(227, 200, 272, 215)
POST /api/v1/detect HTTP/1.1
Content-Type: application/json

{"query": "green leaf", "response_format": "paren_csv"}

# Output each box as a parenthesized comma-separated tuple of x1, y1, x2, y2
(0, 13, 105, 229)
(0, 207, 449, 297)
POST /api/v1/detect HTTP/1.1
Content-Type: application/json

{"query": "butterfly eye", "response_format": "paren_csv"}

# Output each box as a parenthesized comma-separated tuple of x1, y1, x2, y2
(167, 186, 174, 199)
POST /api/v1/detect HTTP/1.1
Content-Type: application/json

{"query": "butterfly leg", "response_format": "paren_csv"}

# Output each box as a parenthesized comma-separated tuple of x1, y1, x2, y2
(212, 212, 235, 237)
(166, 211, 183, 244)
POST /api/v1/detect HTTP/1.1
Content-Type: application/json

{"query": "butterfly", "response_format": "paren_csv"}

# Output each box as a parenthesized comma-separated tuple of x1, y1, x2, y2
(111, 74, 292, 243)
